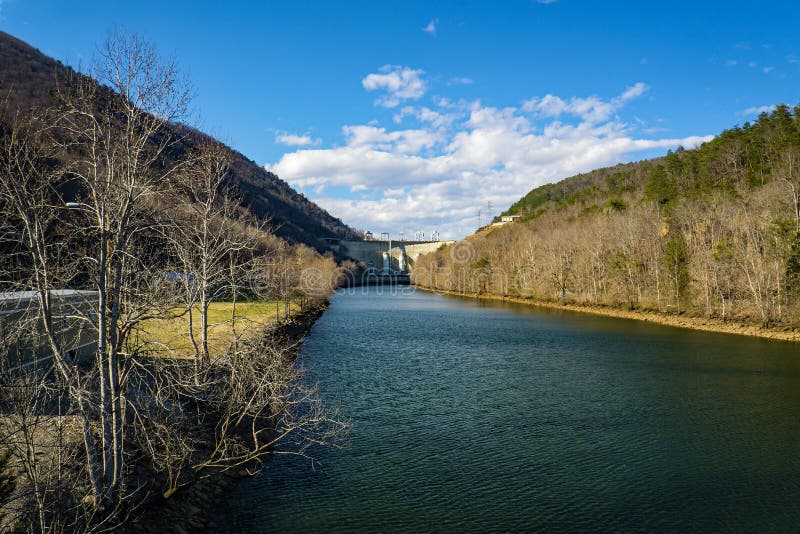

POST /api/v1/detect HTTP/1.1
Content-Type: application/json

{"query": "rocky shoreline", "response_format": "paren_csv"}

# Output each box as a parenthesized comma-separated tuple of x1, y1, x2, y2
(415, 286, 800, 343)
(128, 301, 330, 534)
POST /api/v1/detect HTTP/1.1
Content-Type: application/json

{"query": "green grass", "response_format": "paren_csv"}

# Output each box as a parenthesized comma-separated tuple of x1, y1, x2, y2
(140, 300, 300, 358)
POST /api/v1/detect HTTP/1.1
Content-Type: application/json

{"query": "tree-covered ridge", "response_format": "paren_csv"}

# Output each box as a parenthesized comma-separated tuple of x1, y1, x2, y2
(502, 105, 800, 222)
(417, 106, 800, 329)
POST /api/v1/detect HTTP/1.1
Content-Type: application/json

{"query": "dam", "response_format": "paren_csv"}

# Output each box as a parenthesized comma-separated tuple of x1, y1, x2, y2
(324, 237, 454, 283)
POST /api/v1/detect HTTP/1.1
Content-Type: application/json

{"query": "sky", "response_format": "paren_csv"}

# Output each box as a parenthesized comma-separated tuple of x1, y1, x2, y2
(3, 0, 800, 238)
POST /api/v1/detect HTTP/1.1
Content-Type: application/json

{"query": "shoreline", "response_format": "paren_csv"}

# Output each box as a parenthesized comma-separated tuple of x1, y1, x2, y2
(129, 300, 330, 534)
(414, 285, 800, 343)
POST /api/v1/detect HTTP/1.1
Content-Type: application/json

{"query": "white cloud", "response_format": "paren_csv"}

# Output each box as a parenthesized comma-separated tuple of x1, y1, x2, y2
(393, 105, 460, 129)
(274, 131, 321, 147)
(725, 59, 738, 66)
(522, 83, 649, 124)
(522, 94, 567, 116)
(343, 124, 441, 154)
(422, 19, 438, 35)
(268, 82, 712, 239)
(362, 65, 427, 108)
(617, 82, 648, 102)
(742, 104, 776, 115)
(384, 187, 405, 197)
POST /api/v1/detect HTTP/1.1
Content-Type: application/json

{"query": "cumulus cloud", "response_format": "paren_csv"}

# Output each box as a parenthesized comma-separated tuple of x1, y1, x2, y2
(268, 81, 712, 239)
(362, 65, 427, 108)
(274, 131, 321, 147)
(393, 105, 459, 129)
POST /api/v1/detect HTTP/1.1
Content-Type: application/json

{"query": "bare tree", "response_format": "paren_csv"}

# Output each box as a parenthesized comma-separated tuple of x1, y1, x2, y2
(0, 28, 191, 518)
(776, 147, 800, 234)
(0, 110, 112, 516)
(163, 141, 260, 381)
(55, 28, 191, 505)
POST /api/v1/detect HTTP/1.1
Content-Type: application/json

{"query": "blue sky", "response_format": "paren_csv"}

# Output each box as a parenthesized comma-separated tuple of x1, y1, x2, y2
(3, 1, 800, 237)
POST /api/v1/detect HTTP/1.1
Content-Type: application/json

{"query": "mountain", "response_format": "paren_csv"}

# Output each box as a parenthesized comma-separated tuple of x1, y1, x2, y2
(0, 31, 359, 249)
(415, 106, 800, 330)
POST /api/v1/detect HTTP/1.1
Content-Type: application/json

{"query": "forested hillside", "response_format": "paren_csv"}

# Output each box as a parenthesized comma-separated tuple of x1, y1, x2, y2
(0, 31, 359, 248)
(415, 106, 800, 328)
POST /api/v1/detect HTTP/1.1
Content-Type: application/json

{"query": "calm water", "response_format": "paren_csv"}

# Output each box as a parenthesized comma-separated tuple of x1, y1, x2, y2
(217, 287, 800, 532)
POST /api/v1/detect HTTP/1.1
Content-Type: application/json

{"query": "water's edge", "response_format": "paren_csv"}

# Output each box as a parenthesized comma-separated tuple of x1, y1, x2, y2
(414, 284, 800, 343)
(129, 301, 330, 534)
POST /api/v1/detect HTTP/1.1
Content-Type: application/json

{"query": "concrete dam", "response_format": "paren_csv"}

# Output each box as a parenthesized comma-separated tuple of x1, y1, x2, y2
(326, 238, 454, 283)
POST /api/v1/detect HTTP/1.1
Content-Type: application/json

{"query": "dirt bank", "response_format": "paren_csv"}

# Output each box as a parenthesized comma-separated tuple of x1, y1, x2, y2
(415, 286, 800, 343)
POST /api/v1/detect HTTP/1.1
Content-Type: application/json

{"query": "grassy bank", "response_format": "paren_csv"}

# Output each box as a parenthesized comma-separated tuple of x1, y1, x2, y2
(140, 300, 301, 357)
(415, 285, 800, 343)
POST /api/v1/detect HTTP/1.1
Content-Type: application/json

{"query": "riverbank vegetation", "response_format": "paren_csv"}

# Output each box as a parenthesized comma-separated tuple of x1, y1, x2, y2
(0, 30, 348, 531)
(141, 300, 302, 358)
(414, 106, 800, 334)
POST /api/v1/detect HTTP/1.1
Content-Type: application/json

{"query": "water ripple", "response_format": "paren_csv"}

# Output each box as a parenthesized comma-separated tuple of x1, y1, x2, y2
(216, 288, 800, 533)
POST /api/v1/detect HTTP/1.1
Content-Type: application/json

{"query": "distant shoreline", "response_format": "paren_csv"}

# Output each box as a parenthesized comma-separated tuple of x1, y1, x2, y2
(414, 285, 800, 343)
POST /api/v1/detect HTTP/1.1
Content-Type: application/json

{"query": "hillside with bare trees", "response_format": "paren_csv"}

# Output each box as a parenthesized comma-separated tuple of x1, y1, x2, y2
(0, 31, 359, 249)
(414, 106, 800, 332)
(0, 30, 351, 531)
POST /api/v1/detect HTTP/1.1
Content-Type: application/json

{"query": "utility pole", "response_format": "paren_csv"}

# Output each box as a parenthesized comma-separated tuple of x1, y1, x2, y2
(478, 208, 482, 228)
(487, 200, 493, 223)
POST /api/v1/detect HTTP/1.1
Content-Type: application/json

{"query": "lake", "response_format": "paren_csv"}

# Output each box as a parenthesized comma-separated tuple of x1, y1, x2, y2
(217, 286, 800, 532)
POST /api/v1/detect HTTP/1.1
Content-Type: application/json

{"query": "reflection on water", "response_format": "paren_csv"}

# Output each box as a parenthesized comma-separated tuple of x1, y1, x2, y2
(216, 287, 800, 532)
